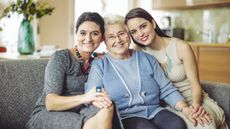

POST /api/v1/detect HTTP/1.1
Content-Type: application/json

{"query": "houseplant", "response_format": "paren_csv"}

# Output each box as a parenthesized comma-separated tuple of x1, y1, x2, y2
(0, 0, 55, 55)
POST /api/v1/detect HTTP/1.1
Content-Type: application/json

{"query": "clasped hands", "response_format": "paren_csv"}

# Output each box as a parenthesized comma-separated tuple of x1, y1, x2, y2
(183, 104, 212, 127)
(85, 87, 212, 126)
(84, 87, 112, 109)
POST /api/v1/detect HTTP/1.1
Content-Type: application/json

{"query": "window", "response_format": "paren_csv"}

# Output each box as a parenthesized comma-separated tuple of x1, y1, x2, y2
(0, 13, 23, 53)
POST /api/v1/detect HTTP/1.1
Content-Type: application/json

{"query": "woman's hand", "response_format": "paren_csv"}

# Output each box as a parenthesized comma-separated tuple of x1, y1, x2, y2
(190, 104, 212, 126)
(175, 100, 197, 126)
(83, 87, 112, 108)
(181, 107, 197, 126)
(93, 52, 105, 59)
(182, 105, 212, 127)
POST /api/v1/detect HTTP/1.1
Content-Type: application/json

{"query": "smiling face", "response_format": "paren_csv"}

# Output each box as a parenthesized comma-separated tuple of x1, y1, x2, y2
(104, 23, 131, 58)
(76, 21, 103, 53)
(126, 17, 156, 47)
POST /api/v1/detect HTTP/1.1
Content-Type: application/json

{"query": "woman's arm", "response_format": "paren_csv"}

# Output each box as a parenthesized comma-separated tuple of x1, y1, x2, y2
(45, 87, 112, 111)
(44, 51, 111, 111)
(177, 41, 202, 106)
(45, 93, 85, 111)
(176, 41, 211, 125)
(150, 51, 210, 126)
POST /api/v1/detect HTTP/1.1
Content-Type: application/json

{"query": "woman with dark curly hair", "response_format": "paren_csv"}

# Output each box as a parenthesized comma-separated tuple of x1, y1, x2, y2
(25, 12, 116, 129)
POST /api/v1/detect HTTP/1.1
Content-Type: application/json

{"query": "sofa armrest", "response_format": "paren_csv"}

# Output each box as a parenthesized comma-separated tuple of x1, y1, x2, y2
(201, 80, 230, 126)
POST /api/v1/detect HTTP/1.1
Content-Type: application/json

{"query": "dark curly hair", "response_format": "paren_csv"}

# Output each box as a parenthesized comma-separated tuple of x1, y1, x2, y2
(75, 12, 105, 35)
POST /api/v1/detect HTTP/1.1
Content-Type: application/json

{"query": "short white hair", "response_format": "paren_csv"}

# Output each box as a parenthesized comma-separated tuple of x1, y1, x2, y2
(103, 14, 125, 27)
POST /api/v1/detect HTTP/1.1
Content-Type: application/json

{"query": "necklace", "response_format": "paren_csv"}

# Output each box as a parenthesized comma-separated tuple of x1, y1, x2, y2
(75, 47, 94, 74)
(161, 38, 172, 76)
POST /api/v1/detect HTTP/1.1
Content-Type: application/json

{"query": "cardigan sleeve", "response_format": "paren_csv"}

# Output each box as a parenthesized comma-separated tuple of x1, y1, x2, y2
(84, 60, 104, 93)
(150, 55, 184, 107)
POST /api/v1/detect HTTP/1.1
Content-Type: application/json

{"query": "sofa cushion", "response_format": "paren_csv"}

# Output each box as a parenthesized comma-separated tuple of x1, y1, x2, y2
(0, 59, 48, 129)
(0, 59, 229, 129)
(201, 80, 230, 127)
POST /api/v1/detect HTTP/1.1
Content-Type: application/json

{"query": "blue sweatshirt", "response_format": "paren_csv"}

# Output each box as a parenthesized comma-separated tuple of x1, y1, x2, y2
(85, 50, 183, 119)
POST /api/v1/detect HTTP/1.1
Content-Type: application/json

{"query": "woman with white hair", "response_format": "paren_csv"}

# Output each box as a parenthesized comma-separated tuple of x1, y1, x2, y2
(84, 14, 197, 129)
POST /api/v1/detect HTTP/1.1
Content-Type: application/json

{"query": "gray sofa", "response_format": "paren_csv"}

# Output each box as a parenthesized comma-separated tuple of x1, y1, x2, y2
(0, 59, 229, 129)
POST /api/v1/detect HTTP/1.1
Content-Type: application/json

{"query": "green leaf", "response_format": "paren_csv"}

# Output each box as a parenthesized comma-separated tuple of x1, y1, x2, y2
(0, 0, 55, 21)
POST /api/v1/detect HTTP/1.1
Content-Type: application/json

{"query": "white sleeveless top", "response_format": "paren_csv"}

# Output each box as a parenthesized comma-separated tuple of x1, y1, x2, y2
(144, 39, 228, 129)
(144, 38, 192, 104)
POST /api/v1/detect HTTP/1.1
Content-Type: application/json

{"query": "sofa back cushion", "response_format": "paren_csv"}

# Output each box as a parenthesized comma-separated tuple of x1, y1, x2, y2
(201, 81, 230, 127)
(0, 59, 48, 129)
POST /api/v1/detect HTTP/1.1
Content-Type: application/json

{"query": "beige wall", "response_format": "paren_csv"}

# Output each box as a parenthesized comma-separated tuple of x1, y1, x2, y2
(38, 0, 139, 49)
(39, 0, 74, 49)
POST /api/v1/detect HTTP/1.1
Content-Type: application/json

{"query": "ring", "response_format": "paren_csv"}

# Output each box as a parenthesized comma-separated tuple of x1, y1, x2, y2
(96, 86, 102, 92)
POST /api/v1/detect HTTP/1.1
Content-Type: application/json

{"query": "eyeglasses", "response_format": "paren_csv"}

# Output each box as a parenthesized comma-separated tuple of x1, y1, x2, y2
(105, 31, 128, 42)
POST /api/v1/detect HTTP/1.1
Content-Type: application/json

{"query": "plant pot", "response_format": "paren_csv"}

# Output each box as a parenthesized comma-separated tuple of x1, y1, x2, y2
(18, 17, 35, 55)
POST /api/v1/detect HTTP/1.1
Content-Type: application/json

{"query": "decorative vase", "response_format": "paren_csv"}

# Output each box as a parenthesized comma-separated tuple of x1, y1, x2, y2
(18, 16, 35, 55)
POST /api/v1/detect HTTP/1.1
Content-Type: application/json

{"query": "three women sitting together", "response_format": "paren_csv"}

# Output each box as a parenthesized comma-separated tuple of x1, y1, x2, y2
(26, 7, 228, 129)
